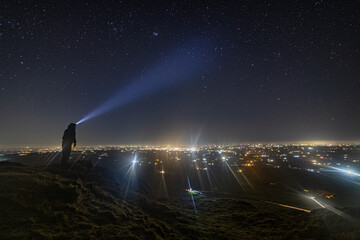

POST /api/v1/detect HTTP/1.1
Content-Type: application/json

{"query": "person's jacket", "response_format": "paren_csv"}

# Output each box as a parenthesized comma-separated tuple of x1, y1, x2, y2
(62, 128, 76, 147)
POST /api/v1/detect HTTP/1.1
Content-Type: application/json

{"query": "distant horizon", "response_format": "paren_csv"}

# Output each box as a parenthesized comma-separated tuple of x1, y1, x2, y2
(1, 140, 360, 149)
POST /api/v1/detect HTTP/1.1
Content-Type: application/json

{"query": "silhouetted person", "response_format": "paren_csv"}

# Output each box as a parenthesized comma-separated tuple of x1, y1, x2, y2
(61, 123, 76, 168)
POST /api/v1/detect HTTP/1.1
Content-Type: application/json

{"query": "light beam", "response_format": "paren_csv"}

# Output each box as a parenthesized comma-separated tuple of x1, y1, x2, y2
(187, 176, 197, 214)
(310, 196, 326, 208)
(77, 39, 213, 124)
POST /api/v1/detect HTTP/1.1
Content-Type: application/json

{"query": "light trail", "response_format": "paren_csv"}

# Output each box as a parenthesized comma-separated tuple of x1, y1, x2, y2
(310, 196, 326, 208)
(264, 201, 311, 213)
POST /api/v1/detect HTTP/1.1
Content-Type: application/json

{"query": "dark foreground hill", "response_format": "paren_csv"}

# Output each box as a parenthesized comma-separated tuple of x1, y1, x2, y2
(1, 161, 360, 240)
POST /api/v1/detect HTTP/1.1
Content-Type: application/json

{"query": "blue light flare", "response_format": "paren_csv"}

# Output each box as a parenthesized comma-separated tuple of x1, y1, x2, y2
(77, 39, 213, 124)
(187, 176, 197, 214)
(328, 166, 360, 177)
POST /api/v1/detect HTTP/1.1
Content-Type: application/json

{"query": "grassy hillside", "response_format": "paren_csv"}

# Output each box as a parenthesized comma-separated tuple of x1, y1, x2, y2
(0, 161, 359, 240)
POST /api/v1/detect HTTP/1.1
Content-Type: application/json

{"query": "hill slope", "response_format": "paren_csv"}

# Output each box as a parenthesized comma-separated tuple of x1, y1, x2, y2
(0, 161, 360, 240)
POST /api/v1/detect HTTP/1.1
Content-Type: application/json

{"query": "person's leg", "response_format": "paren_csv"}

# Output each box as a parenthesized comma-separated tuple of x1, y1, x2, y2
(61, 147, 71, 168)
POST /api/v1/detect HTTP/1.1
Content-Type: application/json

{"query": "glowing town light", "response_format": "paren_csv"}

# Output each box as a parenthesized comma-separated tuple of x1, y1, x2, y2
(76, 39, 214, 125)
(132, 155, 138, 165)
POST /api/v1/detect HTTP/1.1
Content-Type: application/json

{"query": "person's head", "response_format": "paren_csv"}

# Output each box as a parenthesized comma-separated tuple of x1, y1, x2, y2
(68, 123, 76, 129)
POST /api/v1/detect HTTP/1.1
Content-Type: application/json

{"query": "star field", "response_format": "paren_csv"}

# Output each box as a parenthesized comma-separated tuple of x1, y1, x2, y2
(1, 1, 360, 145)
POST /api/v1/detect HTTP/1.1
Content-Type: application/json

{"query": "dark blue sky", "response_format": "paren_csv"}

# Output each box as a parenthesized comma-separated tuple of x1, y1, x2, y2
(1, 1, 360, 145)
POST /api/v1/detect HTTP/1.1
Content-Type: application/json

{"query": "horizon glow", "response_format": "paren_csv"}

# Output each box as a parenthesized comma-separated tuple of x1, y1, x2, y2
(76, 39, 213, 125)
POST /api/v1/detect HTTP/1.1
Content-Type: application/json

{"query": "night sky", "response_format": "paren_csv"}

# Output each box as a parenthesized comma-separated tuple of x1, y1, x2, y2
(1, 1, 360, 146)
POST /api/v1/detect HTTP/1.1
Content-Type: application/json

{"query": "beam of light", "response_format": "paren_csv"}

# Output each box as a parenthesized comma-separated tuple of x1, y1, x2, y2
(76, 39, 214, 124)
(237, 168, 254, 191)
(187, 176, 197, 214)
(302, 193, 360, 223)
(121, 154, 138, 198)
(220, 152, 251, 191)
(195, 163, 206, 191)
(324, 204, 360, 224)
(204, 164, 215, 193)
(318, 168, 360, 188)
(201, 162, 221, 192)
(310, 196, 326, 208)
(158, 166, 169, 199)
(91, 156, 102, 172)
(44, 150, 61, 169)
(69, 153, 83, 170)
(327, 166, 360, 177)
(223, 159, 246, 191)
